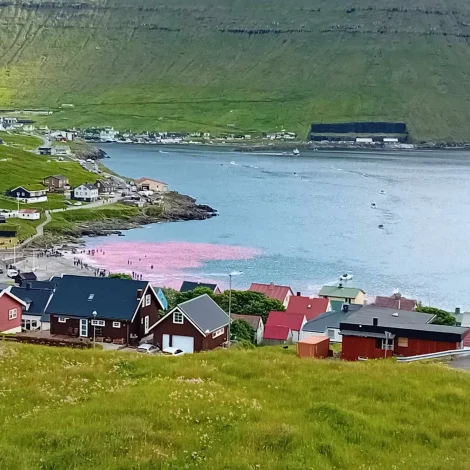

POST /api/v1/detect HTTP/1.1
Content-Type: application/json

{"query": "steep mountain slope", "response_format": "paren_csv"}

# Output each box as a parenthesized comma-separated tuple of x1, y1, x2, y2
(1, 0, 470, 140)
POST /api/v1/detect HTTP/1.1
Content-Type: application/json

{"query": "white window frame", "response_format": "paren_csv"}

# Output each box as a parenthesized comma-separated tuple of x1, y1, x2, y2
(381, 338, 394, 350)
(58, 317, 67, 323)
(173, 311, 184, 324)
(8, 308, 17, 320)
(212, 328, 224, 339)
(91, 319, 105, 327)
(327, 328, 335, 339)
(145, 294, 151, 307)
(112, 321, 121, 328)
(144, 315, 149, 333)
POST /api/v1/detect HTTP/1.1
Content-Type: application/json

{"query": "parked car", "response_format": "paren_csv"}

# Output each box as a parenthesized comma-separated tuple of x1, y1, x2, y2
(64, 200, 72, 205)
(73, 202, 82, 206)
(7, 269, 18, 278)
(162, 347, 185, 357)
(136, 344, 159, 355)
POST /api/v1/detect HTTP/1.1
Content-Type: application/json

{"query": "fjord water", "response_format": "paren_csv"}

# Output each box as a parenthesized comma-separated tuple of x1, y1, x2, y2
(98, 144, 470, 308)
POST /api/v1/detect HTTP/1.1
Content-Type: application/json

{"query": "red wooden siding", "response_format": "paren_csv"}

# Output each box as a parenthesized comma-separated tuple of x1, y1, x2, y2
(394, 337, 459, 356)
(0, 294, 22, 333)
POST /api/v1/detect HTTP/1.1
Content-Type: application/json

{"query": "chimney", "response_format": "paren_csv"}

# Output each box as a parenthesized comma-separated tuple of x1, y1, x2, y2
(338, 282, 343, 288)
(296, 291, 301, 296)
(372, 317, 378, 326)
(137, 289, 143, 300)
(342, 303, 349, 313)
(455, 307, 461, 315)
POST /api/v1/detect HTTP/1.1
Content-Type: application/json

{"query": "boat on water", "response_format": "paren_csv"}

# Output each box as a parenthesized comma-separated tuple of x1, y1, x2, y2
(380, 190, 386, 195)
(293, 148, 300, 156)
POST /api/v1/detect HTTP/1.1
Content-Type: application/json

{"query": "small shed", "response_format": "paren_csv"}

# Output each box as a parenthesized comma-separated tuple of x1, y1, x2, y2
(297, 336, 330, 359)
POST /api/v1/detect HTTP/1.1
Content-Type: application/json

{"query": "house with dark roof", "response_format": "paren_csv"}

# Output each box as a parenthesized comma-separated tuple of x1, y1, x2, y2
(266, 311, 306, 343)
(373, 292, 417, 311)
(286, 294, 330, 321)
(73, 184, 98, 202)
(301, 304, 433, 343)
(9, 284, 54, 331)
(14, 271, 37, 286)
(8, 186, 48, 203)
(95, 179, 117, 195)
(45, 275, 165, 344)
(318, 284, 366, 305)
(150, 294, 229, 353)
(263, 325, 292, 345)
(231, 314, 264, 344)
(340, 313, 469, 361)
(248, 283, 294, 307)
(180, 281, 222, 294)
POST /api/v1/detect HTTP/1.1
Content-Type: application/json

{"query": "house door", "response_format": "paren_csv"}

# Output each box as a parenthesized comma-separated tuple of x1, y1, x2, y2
(162, 334, 170, 349)
(80, 319, 88, 337)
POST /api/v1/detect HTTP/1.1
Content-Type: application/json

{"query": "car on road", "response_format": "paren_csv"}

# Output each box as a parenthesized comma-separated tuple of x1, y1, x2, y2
(64, 200, 72, 205)
(162, 347, 185, 357)
(73, 202, 83, 206)
(136, 344, 159, 355)
(7, 269, 18, 278)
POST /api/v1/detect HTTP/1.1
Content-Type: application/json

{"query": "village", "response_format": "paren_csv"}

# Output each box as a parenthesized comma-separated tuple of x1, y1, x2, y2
(0, 266, 469, 363)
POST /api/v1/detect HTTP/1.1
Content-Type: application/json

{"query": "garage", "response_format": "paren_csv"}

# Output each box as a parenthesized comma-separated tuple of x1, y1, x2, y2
(163, 334, 195, 353)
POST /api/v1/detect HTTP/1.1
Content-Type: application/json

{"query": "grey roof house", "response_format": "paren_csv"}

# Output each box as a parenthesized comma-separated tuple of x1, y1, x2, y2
(180, 281, 222, 294)
(150, 294, 230, 353)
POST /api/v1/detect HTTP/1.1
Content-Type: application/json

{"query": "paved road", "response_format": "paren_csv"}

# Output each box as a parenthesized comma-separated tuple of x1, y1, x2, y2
(448, 355, 470, 372)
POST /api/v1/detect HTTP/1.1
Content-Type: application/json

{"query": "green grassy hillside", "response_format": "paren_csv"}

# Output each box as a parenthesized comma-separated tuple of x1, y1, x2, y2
(0, 343, 469, 469)
(2, 0, 470, 141)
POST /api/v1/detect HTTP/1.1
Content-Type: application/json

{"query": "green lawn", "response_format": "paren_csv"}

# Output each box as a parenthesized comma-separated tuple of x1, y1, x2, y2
(0, 343, 469, 469)
(0, 132, 42, 150)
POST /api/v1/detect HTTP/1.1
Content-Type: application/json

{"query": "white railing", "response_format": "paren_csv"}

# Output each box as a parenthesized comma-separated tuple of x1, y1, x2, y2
(397, 349, 470, 363)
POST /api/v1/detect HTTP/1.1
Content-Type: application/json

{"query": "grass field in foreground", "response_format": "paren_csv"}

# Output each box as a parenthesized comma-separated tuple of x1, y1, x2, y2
(0, 343, 469, 470)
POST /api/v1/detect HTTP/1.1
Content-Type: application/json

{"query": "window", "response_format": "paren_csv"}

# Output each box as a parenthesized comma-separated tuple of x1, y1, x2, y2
(58, 317, 67, 323)
(113, 321, 121, 328)
(327, 329, 335, 339)
(212, 328, 224, 339)
(91, 319, 105, 327)
(376, 338, 393, 350)
(144, 315, 149, 333)
(87, 293, 95, 301)
(173, 311, 183, 324)
(8, 308, 17, 320)
(397, 337, 409, 348)
(145, 294, 151, 307)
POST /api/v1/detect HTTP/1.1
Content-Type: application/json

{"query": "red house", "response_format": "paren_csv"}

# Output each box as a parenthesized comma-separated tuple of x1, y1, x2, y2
(45, 275, 166, 344)
(373, 292, 417, 311)
(151, 294, 229, 353)
(248, 283, 293, 307)
(0, 289, 26, 334)
(340, 316, 469, 361)
(266, 311, 306, 343)
(286, 294, 330, 321)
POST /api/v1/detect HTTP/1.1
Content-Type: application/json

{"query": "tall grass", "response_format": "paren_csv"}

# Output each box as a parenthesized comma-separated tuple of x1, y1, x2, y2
(0, 343, 469, 469)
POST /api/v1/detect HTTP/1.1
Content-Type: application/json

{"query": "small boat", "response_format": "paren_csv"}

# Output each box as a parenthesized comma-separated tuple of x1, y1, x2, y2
(371, 203, 376, 208)
(340, 273, 353, 281)
(380, 190, 386, 195)
(293, 148, 300, 156)
(378, 224, 384, 229)
(230, 161, 236, 165)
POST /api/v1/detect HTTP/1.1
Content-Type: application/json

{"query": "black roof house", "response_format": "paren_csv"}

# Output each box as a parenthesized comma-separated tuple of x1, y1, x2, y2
(10, 285, 54, 323)
(45, 275, 164, 321)
(180, 281, 221, 293)
(15, 272, 37, 285)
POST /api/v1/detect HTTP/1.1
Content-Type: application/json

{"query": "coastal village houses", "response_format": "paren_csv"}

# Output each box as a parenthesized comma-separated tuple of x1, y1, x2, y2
(318, 284, 366, 305)
(266, 311, 306, 343)
(42, 175, 70, 192)
(286, 294, 330, 321)
(8, 186, 48, 203)
(73, 184, 99, 202)
(45, 275, 166, 344)
(0, 289, 26, 334)
(180, 281, 222, 294)
(231, 313, 264, 345)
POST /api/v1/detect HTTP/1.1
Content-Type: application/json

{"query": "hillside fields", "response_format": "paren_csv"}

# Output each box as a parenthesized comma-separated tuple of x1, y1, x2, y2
(1, 343, 470, 469)
(2, 1, 470, 140)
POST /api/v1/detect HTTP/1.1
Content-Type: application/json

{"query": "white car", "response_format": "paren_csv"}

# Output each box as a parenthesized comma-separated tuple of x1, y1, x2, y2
(136, 344, 159, 354)
(73, 202, 82, 206)
(162, 347, 185, 357)
(7, 269, 18, 278)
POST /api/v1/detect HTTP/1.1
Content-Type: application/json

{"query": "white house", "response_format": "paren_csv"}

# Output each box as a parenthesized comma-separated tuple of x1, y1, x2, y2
(18, 209, 40, 220)
(8, 186, 48, 203)
(73, 184, 98, 202)
(100, 127, 119, 142)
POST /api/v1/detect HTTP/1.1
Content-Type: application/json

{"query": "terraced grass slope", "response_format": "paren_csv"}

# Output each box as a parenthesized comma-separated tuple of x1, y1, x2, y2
(0, 343, 470, 469)
(2, 0, 470, 140)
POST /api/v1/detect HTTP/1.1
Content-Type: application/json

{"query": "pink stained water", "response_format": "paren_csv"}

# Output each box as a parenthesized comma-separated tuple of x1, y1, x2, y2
(76, 241, 259, 288)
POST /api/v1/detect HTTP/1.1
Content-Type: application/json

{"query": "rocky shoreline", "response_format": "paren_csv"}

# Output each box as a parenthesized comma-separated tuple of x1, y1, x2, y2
(32, 192, 217, 248)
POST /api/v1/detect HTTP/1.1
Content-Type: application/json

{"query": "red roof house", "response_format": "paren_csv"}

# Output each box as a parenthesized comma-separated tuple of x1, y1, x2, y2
(374, 293, 417, 311)
(248, 283, 293, 307)
(266, 311, 306, 343)
(0, 289, 26, 334)
(464, 330, 470, 348)
(286, 295, 330, 321)
(263, 325, 292, 345)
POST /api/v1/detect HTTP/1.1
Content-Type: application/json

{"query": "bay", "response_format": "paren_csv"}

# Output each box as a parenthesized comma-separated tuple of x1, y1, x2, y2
(93, 144, 470, 308)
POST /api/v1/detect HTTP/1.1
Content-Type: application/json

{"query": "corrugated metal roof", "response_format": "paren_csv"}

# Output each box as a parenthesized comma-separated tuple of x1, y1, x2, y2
(248, 283, 293, 303)
(286, 296, 329, 320)
(266, 311, 304, 331)
(178, 294, 229, 333)
(319, 285, 365, 298)
(264, 325, 291, 340)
